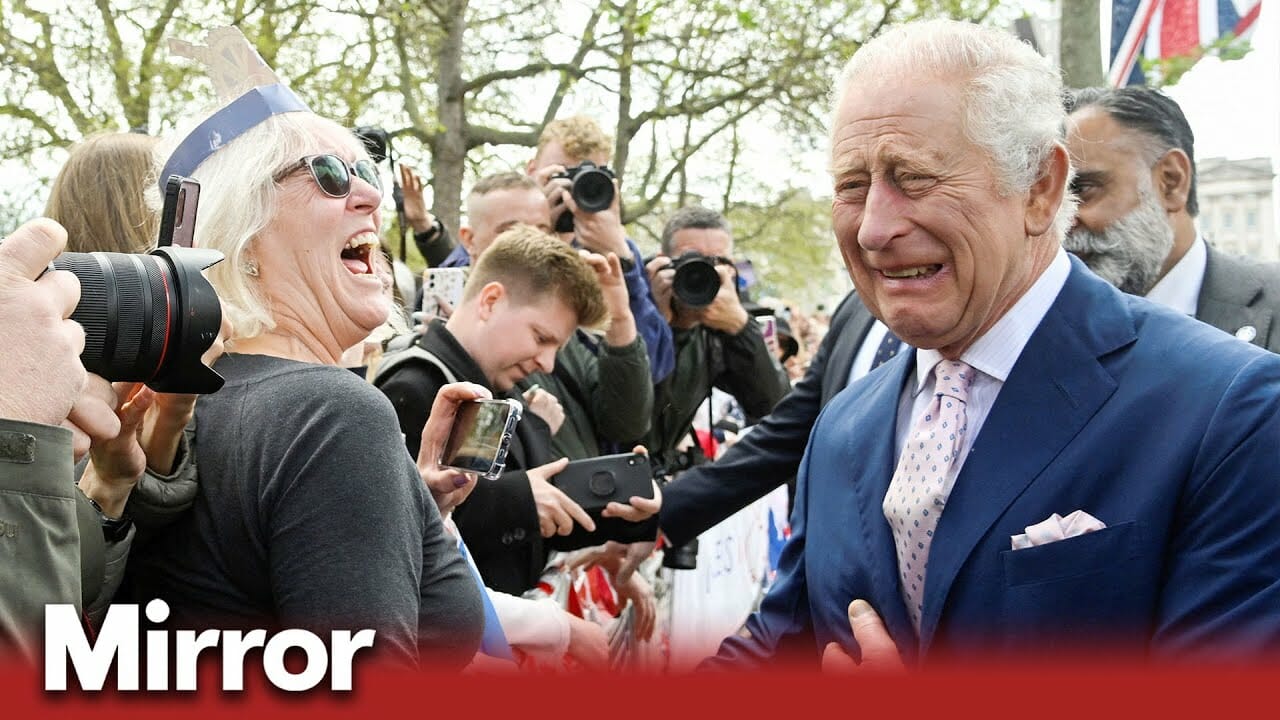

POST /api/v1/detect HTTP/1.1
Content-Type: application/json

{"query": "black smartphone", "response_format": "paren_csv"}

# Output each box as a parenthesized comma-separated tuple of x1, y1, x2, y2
(158, 175, 201, 248)
(440, 398, 522, 481)
(551, 452, 653, 514)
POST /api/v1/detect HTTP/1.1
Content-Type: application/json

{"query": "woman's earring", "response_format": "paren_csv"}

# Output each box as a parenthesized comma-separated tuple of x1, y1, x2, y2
(242, 259, 259, 277)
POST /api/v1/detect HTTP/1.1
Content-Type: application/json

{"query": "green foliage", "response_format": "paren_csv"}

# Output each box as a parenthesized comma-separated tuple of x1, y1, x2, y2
(1138, 33, 1254, 87)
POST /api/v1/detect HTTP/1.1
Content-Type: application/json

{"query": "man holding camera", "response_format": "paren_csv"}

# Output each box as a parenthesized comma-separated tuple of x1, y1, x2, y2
(643, 206, 790, 473)
(526, 116, 675, 384)
(0, 218, 137, 661)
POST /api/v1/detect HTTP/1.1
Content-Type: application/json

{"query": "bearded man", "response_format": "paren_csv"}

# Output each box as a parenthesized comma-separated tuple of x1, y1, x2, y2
(1064, 85, 1280, 352)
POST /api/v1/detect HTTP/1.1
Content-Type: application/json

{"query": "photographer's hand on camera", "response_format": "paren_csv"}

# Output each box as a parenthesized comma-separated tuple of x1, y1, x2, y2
(531, 163, 573, 238)
(644, 255, 679, 326)
(416, 381, 492, 517)
(699, 263, 750, 334)
(527, 457, 597, 537)
(562, 179, 629, 260)
(0, 218, 87, 427)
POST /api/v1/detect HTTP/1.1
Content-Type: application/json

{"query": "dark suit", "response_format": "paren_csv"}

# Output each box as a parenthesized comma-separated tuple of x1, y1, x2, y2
(1197, 246, 1280, 353)
(659, 291, 876, 546)
(714, 258, 1280, 666)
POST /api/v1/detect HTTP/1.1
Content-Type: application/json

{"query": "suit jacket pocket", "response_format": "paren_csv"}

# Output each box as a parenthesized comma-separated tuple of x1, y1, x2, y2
(1002, 520, 1140, 587)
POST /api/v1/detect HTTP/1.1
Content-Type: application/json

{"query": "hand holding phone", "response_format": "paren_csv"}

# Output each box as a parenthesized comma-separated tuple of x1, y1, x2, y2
(422, 267, 468, 319)
(440, 397, 522, 481)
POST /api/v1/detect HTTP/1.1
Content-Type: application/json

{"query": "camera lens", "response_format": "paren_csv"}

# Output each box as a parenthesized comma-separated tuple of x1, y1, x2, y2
(52, 246, 226, 394)
(662, 538, 699, 570)
(571, 168, 615, 213)
(672, 253, 722, 308)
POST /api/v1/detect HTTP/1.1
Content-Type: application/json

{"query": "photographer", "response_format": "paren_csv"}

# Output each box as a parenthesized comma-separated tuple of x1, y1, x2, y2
(644, 207, 789, 472)
(0, 218, 131, 661)
(526, 116, 674, 384)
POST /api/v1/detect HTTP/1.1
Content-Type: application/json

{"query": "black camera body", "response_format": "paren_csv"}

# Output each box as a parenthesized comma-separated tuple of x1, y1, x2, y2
(669, 251, 726, 309)
(552, 161, 616, 233)
(50, 174, 225, 394)
(650, 448, 706, 571)
(352, 126, 390, 164)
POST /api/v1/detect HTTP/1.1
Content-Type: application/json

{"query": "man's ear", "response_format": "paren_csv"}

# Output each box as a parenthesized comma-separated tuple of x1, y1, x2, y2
(1152, 148, 1192, 214)
(1025, 143, 1070, 238)
(475, 281, 506, 321)
(458, 225, 477, 256)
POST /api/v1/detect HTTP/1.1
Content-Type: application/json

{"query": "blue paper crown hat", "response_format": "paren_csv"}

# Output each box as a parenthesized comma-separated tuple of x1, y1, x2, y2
(159, 26, 312, 192)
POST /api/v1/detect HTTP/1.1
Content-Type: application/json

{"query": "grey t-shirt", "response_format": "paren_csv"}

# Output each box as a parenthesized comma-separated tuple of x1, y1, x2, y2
(126, 353, 483, 668)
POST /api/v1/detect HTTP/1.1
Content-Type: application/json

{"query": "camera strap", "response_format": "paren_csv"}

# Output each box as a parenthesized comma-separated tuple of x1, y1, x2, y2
(371, 341, 458, 387)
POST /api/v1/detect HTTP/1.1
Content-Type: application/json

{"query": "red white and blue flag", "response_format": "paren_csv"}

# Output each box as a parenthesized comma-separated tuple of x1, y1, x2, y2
(1105, 0, 1264, 86)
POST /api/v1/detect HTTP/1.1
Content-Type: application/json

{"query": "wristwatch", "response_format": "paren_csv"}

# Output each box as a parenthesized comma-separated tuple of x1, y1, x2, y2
(85, 495, 133, 543)
(420, 216, 445, 242)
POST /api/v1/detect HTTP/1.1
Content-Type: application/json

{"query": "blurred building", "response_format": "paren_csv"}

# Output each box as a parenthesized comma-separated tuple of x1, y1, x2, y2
(1197, 157, 1278, 261)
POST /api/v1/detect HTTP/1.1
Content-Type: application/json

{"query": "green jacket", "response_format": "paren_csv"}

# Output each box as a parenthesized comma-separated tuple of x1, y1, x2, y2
(517, 333, 652, 460)
(647, 320, 790, 470)
(0, 419, 133, 661)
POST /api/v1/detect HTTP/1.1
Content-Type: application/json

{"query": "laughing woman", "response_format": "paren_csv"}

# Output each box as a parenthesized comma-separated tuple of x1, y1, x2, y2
(124, 88, 484, 669)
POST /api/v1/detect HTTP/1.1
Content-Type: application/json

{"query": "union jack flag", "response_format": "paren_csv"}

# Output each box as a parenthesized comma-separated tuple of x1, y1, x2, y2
(1105, 0, 1264, 86)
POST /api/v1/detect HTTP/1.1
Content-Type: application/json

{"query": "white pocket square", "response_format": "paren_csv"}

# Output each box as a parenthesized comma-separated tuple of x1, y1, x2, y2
(1010, 510, 1106, 550)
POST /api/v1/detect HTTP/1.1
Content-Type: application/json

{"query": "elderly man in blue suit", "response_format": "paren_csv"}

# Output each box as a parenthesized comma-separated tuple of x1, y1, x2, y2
(711, 19, 1280, 669)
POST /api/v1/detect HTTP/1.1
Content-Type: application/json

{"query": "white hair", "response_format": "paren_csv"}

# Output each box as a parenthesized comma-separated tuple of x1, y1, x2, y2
(150, 110, 371, 342)
(831, 19, 1077, 241)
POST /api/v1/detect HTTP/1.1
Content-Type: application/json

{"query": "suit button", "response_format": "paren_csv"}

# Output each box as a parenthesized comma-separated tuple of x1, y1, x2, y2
(501, 531, 514, 545)
(513, 528, 526, 541)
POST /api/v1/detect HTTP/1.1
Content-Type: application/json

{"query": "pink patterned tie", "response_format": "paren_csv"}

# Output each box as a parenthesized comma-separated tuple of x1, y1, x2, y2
(882, 359, 976, 632)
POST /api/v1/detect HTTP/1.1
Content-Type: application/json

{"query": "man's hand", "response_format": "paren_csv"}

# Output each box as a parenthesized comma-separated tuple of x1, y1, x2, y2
(0, 218, 86, 427)
(522, 386, 565, 436)
(645, 255, 677, 325)
(527, 458, 596, 537)
(565, 615, 610, 670)
(698, 262, 750, 334)
(531, 163, 572, 238)
(416, 382, 492, 516)
(398, 163, 437, 233)
(563, 179, 629, 259)
(821, 599, 906, 674)
(579, 250, 637, 346)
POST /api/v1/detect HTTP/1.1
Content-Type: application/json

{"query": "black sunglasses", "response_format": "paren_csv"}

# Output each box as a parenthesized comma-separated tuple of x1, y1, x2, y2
(275, 154, 382, 198)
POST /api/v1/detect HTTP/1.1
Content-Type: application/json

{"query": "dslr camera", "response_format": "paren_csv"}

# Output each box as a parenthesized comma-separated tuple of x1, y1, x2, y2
(50, 175, 225, 394)
(352, 126, 390, 164)
(669, 251, 729, 309)
(552, 161, 616, 233)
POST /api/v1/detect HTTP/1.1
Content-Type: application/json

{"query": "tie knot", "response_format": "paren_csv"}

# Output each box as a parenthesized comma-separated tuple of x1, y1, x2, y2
(933, 359, 975, 403)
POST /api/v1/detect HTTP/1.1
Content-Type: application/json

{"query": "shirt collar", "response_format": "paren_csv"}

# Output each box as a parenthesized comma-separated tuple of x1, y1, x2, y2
(913, 246, 1072, 395)
(1144, 234, 1206, 317)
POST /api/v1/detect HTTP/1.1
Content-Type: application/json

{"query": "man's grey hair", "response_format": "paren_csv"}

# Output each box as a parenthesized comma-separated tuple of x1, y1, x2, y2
(660, 205, 732, 255)
(151, 111, 373, 342)
(830, 19, 1076, 241)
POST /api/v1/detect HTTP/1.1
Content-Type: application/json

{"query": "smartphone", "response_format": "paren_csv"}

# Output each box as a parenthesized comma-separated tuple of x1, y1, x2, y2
(551, 452, 654, 514)
(158, 175, 201, 248)
(440, 398, 522, 481)
(421, 267, 469, 318)
(757, 314, 778, 346)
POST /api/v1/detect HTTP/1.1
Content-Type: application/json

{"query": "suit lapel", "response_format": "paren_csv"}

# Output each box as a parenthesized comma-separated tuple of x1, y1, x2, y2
(840, 347, 920, 653)
(1197, 247, 1272, 346)
(917, 263, 1135, 652)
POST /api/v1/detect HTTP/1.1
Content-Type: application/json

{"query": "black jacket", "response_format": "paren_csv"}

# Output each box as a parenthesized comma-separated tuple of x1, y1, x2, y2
(375, 321, 555, 595)
(658, 292, 875, 546)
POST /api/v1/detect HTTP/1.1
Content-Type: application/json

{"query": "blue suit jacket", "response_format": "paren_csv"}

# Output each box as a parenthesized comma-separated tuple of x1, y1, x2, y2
(713, 258, 1280, 666)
